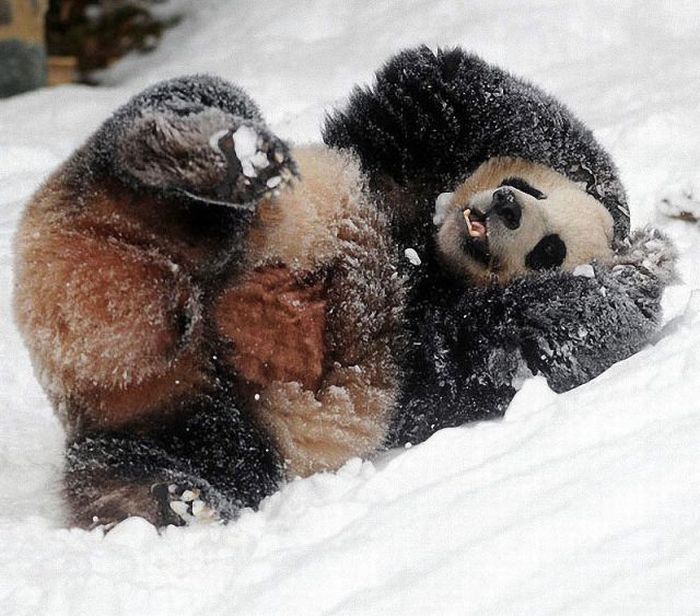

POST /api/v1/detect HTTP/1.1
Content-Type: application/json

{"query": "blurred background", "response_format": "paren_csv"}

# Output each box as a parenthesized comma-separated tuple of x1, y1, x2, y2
(0, 0, 179, 96)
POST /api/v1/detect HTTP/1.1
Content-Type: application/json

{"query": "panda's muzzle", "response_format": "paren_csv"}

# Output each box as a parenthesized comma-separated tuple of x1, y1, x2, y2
(491, 187, 522, 230)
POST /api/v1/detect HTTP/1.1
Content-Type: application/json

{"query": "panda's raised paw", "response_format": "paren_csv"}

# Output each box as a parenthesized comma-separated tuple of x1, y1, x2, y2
(206, 122, 298, 208)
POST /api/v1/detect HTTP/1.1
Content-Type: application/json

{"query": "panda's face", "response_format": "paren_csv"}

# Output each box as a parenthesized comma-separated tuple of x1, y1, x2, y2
(435, 158, 614, 285)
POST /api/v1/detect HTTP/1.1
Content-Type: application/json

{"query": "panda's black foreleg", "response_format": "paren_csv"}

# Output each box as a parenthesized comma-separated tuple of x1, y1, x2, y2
(102, 75, 297, 207)
(505, 227, 677, 392)
(390, 227, 677, 445)
(388, 283, 523, 446)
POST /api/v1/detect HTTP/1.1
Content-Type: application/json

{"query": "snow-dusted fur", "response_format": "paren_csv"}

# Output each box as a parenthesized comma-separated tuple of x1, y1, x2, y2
(323, 46, 630, 251)
(13, 59, 677, 528)
(322, 47, 677, 445)
(13, 75, 404, 528)
(388, 226, 676, 444)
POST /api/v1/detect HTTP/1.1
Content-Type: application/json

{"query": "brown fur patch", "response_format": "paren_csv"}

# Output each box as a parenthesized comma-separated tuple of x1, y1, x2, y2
(13, 178, 220, 432)
(74, 351, 211, 430)
(71, 178, 242, 273)
(253, 365, 394, 477)
(215, 265, 328, 391)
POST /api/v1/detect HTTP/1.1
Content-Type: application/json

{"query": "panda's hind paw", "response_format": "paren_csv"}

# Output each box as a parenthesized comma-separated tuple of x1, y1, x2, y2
(208, 122, 298, 207)
(150, 482, 219, 526)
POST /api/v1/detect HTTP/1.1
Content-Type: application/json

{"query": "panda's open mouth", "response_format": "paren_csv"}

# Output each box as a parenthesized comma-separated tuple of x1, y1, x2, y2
(461, 208, 490, 264)
(464, 208, 487, 239)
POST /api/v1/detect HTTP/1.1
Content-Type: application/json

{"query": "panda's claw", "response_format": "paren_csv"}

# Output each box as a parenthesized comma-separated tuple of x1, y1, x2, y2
(151, 482, 220, 526)
(211, 124, 297, 208)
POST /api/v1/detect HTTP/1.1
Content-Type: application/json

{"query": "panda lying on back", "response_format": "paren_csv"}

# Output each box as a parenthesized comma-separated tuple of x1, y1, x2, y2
(14, 48, 675, 528)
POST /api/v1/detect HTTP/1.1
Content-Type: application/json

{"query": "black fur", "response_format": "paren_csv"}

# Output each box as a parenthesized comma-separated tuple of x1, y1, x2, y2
(525, 234, 567, 270)
(500, 177, 546, 200)
(323, 46, 630, 254)
(65, 381, 284, 527)
(70, 74, 296, 206)
(323, 47, 676, 446)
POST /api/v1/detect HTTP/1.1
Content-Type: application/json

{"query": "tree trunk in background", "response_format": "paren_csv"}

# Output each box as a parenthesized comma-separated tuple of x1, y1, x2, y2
(0, 0, 48, 97)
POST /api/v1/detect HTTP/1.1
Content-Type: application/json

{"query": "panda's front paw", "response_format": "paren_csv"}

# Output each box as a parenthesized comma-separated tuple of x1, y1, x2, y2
(150, 482, 219, 526)
(657, 180, 700, 222)
(206, 122, 297, 207)
(613, 226, 678, 285)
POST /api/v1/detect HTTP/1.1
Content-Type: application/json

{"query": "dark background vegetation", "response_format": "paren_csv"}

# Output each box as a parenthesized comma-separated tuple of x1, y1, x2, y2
(46, 0, 178, 80)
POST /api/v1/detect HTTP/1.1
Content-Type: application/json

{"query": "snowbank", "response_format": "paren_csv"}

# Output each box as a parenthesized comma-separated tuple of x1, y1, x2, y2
(1, 1, 699, 614)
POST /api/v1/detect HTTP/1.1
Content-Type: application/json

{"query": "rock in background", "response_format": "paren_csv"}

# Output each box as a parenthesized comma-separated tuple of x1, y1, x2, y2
(45, 0, 179, 84)
(0, 0, 48, 98)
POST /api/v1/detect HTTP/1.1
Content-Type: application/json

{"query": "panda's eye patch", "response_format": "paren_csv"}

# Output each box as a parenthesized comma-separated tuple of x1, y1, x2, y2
(525, 234, 567, 270)
(500, 177, 546, 200)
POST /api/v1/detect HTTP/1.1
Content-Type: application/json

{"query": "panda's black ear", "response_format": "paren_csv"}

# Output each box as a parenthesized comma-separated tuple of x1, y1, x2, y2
(525, 234, 567, 270)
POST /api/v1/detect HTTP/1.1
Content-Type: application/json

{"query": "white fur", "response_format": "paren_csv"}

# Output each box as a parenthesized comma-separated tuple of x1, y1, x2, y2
(436, 158, 614, 284)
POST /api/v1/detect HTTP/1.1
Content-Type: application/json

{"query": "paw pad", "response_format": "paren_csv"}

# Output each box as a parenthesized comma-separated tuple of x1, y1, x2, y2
(209, 123, 296, 206)
(151, 483, 218, 526)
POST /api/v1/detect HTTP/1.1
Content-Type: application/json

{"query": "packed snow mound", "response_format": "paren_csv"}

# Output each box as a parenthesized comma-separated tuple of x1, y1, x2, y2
(1, 1, 700, 614)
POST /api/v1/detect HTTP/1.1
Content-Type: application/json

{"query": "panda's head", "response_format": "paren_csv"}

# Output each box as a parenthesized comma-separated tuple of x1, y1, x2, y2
(435, 158, 614, 285)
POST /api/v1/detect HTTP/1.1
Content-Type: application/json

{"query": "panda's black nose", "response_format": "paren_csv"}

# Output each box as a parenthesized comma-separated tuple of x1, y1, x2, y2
(491, 188, 522, 229)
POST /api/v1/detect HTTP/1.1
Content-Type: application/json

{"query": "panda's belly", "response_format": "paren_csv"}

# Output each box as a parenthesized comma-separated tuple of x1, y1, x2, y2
(211, 143, 402, 477)
(213, 264, 395, 478)
(214, 264, 328, 392)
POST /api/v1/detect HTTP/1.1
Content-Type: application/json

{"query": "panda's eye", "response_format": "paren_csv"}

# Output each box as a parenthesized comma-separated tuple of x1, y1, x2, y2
(500, 177, 546, 200)
(525, 234, 567, 270)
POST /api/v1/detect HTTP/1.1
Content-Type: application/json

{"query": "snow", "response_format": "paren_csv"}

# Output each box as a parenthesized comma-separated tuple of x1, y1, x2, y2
(573, 263, 595, 278)
(404, 247, 422, 266)
(1, 1, 700, 614)
(232, 124, 264, 177)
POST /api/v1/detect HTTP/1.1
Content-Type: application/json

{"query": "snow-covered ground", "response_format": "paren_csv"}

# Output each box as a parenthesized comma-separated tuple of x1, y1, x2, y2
(1, 1, 699, 614)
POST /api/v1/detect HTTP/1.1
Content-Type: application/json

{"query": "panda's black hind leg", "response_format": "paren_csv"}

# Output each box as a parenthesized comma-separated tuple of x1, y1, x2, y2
(64, 391, 284, 530)
(94, 75, 298, 208)
(64, 432, 237, 530)
(153, 393, 284, 516)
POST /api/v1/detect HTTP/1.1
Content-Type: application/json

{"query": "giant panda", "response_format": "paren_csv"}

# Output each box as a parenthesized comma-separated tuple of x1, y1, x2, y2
(14, 58, 674, 528)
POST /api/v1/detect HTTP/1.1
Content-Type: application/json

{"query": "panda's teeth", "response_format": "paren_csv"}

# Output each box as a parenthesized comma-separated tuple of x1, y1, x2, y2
(464, 209, 487, 238)
(464, 209, 473, 234)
